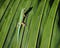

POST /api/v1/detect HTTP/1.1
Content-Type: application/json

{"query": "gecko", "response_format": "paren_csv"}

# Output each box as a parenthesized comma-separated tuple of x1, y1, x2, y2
(17, 8, 26, 41)
(17, 7, 32, 41)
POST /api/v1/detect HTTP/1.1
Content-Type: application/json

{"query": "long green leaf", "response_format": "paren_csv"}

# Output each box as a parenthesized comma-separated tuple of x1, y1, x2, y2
(40, 0, 59, 48)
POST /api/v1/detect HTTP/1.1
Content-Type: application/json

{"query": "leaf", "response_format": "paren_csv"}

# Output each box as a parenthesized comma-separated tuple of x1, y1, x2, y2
(40, 0, 59, 48)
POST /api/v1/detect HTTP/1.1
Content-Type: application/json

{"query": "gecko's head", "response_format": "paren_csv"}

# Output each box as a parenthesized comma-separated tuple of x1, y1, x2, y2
(22, 8, 26, 13)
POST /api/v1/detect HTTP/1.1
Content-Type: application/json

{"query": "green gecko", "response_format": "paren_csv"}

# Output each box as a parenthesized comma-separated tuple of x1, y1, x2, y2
(17, 7, 32, 41)
(17, 8, 26, 41)
(16, 7, 32, 46)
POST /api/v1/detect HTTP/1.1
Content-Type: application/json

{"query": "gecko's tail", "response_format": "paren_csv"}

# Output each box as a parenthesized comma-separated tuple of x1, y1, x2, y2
(17, 23, 21, 42)
(17, 26, 20, 40)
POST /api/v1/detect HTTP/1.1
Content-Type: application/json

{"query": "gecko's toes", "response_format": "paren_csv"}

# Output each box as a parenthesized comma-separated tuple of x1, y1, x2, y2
(24, 14, 28, 19)
(21, 22, 26, 27)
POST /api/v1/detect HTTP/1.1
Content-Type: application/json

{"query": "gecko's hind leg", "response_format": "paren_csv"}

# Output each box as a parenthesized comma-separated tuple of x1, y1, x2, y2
(21, 22, 26, 27)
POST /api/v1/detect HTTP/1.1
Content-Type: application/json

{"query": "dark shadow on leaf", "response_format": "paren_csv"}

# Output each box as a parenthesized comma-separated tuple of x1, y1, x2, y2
(58, 2, 60, 28)
(0, 0, 5, 8)
(49, 0, 54, 8)
(38, 0, 41, 6)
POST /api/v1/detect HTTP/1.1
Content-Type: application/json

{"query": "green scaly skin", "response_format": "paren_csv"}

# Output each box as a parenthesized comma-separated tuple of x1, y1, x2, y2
(17, 8, 25, 42)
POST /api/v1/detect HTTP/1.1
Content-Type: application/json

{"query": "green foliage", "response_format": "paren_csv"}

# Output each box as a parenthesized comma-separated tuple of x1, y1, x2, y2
(0, 0, 60, 48)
